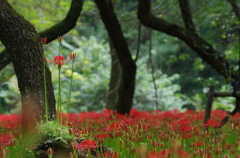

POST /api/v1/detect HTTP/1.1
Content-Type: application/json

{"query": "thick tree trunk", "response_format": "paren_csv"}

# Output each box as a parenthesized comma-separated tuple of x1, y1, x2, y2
(0, 0, 56, 132)
(106, 38, 121, 110)
(94, 0, 137, 115)
(0, 0, 84, 71)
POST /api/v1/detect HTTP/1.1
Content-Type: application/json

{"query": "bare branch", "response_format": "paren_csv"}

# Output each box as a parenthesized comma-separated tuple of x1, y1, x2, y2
(229, 0, 240, 20)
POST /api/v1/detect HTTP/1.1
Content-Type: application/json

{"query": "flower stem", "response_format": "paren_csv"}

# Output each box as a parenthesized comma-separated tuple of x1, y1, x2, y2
(58, 41, 61, 56)
(66, 59, 74, 125)
(57, 68, 62, 124)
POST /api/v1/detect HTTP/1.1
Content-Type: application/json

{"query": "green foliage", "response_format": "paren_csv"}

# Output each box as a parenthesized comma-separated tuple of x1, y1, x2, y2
(212, 85, 235, 111)
(0, 76, 21, 114)
(134, 55, 187, 111)
(44, 36, 110, 112)
(9, 0, 71, 32)
(36, 121, 80, 143)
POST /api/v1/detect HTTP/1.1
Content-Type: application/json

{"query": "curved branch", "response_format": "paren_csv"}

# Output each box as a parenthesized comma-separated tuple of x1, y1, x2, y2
(229, 0, 240, 20)
(0, 0, 84, 71)
(178, 0, 196, 32)
(137, 0, 235, 81)
(134, 22, 141, 62)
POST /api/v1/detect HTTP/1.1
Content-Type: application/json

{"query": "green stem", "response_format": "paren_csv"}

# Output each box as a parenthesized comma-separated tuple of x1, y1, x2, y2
(57, 68, 62, 124)
(66, 59, 74, 125)
(58, 41, 61, 56)
(57, 40, 62, 124)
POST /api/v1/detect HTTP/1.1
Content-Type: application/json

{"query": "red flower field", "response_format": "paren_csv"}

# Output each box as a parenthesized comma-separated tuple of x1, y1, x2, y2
(0, 109, 240, 157)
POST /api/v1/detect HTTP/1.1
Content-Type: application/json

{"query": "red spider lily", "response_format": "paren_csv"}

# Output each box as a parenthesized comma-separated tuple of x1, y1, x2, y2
(105, 122, 121, 132)
(57, 36, 62, 42)
(45, 56, 70, 69)
(0, 114, 21, 130)
(95, 133, 107, 139)
(194, 141, 205, 147)
(69, 52, 77, 60)
(40, 37, 47, 44)
(74, 139, 97, 152)
(204, 119, 221, 128)
(0, 133, 14, 147)
(149, 149, 190, 158)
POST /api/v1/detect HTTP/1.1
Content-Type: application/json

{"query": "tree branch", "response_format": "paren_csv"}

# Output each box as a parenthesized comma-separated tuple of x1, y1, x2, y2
(229, 0, 240, 20)
(0, 0, 84, 71)
(137, 0, 236, 81)
(178, 0, 196, 32)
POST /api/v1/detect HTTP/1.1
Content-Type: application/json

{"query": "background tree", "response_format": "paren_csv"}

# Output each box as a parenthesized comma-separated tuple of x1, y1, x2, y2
(94, 0, 137, 115)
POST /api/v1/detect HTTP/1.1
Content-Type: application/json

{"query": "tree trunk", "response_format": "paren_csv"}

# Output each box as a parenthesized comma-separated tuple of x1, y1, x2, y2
(0, 0, 84, 71)
(106, 38, 121, 110)
(94, 0, 137, 115)
(0, 0, 56, 133)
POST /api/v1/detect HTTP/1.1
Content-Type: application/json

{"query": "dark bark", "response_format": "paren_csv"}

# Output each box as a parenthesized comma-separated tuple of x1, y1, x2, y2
(137, 0, 236, 81)
(0, 0, 84, 71)
(178, 0, 196, 32)
(94, 0, 137, 115)
(0, 0, 56, 132)
(106, 38, 121, 110)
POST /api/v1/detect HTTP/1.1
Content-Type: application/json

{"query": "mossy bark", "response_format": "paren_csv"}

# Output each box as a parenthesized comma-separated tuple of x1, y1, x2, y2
(0, 0, 55, 132)
(0, 0, 84, 71)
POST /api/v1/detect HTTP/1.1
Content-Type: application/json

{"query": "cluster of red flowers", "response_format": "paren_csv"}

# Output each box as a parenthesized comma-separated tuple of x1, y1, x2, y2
(0, 108, 239, 157)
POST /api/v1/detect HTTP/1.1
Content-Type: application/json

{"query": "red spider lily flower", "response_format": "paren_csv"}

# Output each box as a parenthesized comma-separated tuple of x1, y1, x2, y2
(204, 119, 221, 128)
(95, 133, 107, 139)
(69, 52, 77, 60)
(100, 151, 118, 158)
(149, 149, 190, 158)
(45, 56, 70, 69)
(194, 141, 204, 147)
(57, 36, 62, 42)
(40, 37, 47, 44)
(0, 114, 21, 130)
(74, 139, 97, 152)
(0, 133, 14, 147)
(105, 122, 121, 132)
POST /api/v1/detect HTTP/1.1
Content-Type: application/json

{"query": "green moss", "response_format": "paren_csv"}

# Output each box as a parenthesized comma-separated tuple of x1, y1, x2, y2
(36, 121, 84, 143)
